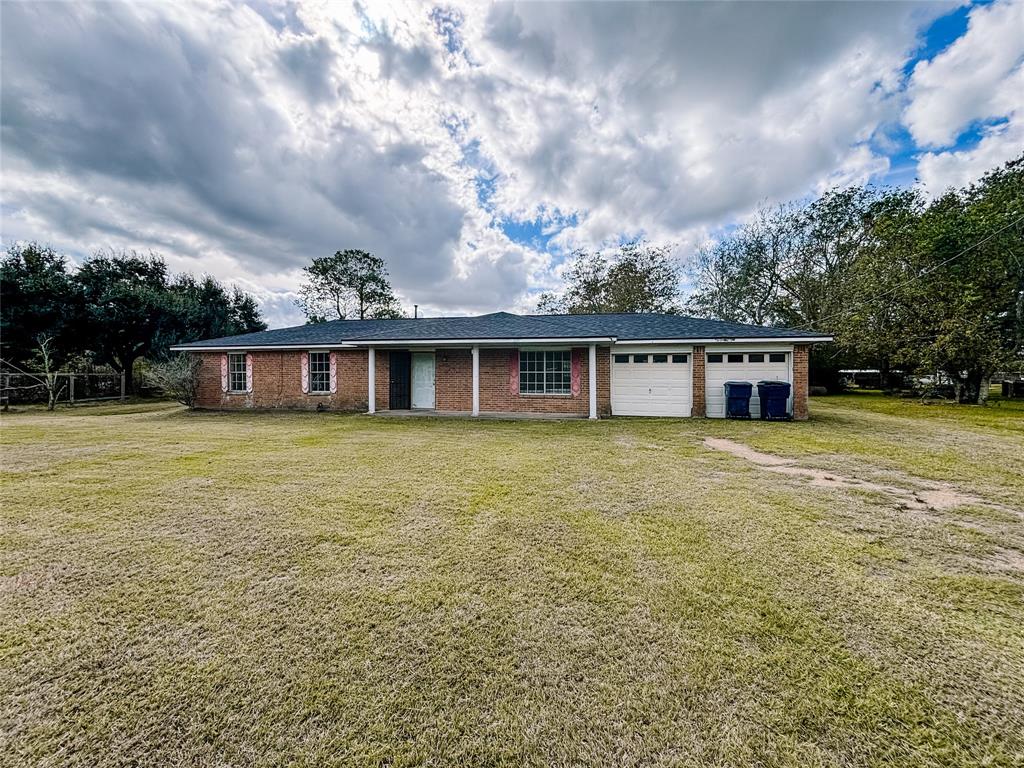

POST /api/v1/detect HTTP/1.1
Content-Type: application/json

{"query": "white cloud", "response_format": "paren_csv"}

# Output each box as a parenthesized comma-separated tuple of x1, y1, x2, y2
(3, 0, 1011, 328)
(904, 0, 1024, 149)
(917, 115, 1024, 194)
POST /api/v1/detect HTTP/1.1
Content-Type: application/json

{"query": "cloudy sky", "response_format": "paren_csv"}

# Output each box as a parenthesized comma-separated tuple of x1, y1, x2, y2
(2, 0, 1022, 327)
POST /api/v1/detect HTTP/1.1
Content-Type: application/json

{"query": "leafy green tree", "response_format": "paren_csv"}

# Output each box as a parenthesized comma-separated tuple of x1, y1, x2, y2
(536, 241, 682, 314)
(76, 251, 175, 393)
(834, 188, 924, 388)
(845, 157, 1023, 402)
(686, 188, 881, 330)
(229, 288, 267, 335)
(158, 275, 268, 353)
(296, 250, 404, 321)
(685, 205, 800, 325)
(685, 189, 883, 389)
(165, 274, 234, 346)
(2, 243, 267, 395)
(0, 243, 83, 367)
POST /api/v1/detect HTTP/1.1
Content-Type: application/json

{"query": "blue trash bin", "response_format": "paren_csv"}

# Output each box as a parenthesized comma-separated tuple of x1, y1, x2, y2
(757, 380, 792, 420)
(724, 381, 753, 419)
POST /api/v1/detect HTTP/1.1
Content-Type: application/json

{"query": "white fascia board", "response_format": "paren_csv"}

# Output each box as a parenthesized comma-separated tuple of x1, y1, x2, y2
(619, 336, 832, 344)
(168, 343, 358, 352)
(613, 342, 693, 352)
(168, 337, 615, 351)
(345, 337, 616, 346)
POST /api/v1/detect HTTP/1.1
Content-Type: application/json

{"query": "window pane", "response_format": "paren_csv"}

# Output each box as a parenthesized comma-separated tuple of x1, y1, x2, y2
(748, 353, 764, 363)
(727, 354, 744, 363)
(519, 351, 543, 394)
(520, 350, 570, 394)
(546, 350, 570, 394)
(633, 354, 648, 363)
(614, 354, 630, 363)
(707, 354, 723, 363)
(769, 353, 786, 363)
(671, 354, 688, 363)
(228, 353, 246, 392)
(309, 352, 330, 393)
(652, 354, 668, 363)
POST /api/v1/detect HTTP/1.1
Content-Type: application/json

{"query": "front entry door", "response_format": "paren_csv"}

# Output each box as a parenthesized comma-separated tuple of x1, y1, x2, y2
(389, 350, 411, 410)
(411, 353, 436, 409)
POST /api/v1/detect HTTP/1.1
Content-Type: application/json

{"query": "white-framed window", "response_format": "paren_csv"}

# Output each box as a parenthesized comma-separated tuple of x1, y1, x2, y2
(228, 353, 247, 392)
(520, 350, 571, 395)
(309, 351, 330, 394)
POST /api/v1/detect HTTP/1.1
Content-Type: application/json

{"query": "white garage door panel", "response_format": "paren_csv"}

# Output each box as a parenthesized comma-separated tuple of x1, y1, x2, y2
(705, 352, 790, 418)
(611, 350, 692, 416)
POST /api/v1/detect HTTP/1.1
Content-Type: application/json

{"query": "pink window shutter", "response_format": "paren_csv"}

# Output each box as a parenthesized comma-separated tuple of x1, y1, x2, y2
(300, 353, 309, 393)
(329, 352, 338, 394)
(571, 349, 582, 396)
(220, 354, 228, 393)
(245, 353, 254, 393)
(509, 350, 519, 396)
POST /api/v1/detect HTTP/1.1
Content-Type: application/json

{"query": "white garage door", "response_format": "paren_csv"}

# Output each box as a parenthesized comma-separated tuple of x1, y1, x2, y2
(705, 350, 791, 418)
(611, 350, 692, 416)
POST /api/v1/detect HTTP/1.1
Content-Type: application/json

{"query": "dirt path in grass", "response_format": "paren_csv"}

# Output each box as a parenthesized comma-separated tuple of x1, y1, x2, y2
(703, 437, 1019, 516)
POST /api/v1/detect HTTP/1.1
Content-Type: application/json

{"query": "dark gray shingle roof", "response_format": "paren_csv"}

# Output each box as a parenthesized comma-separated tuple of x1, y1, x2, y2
(172, 311, 827, 349)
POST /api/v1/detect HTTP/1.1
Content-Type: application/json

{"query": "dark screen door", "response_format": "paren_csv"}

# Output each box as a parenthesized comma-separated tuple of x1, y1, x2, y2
(389, 350, 411, 409)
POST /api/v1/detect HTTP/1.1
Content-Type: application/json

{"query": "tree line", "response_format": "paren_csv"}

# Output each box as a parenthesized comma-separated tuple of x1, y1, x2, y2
(538, 154, 1023, 403)
(1, 245, 267, 393)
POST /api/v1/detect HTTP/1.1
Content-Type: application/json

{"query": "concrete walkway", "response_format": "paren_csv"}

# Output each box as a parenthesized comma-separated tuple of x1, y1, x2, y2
(372, 409, 588, 420)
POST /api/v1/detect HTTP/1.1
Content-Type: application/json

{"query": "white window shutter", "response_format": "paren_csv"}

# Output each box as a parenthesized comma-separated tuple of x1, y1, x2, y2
(301, 352, 309, 394)
(329, 352, 337, 394)
(220, 354, 228, 393)
(245, 353, 253, 393)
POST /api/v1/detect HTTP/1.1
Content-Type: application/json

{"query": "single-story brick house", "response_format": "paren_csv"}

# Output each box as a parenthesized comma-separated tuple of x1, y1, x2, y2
(170, 312, 831, 419)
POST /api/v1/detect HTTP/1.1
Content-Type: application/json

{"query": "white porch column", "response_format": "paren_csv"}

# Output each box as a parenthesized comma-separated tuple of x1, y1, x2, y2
(588, 343, 598, 420)
(367, 347, 376, 414)
(471, 345, 480, 416)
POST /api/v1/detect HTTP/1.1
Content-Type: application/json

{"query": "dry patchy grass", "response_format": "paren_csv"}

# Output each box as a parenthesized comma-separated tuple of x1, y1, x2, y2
(1, 396, 1022, 767)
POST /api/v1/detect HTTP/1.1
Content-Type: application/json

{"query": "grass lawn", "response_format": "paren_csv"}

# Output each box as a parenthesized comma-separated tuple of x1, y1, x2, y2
(1, 394, 1022, 767)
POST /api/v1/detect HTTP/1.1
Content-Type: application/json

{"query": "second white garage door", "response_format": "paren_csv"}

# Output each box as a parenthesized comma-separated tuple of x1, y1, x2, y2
(611, 349, 692, 416)
(705, 349, 791, 418)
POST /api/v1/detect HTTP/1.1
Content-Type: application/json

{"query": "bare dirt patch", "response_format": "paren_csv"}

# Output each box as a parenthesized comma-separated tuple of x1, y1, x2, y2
(703, 437, 1017, 516)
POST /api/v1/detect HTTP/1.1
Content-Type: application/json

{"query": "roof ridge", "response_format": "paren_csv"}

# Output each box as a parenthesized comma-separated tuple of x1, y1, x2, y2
(170, 310, 832, 349)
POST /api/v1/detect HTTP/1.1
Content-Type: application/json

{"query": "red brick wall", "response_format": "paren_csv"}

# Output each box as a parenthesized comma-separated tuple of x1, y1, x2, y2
(374, 350, 390, 412)
(691, 345, 706, 417)
(793, 344, 810, 420)
(194, 346, 612, 416)
(435, 349, 473, 411)
(194, 350, 368, 410)
(477, 347, 610, 416)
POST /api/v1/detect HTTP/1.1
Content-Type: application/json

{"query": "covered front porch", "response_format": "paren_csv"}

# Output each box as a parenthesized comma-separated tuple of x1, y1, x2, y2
(363, 343, 605, 420)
